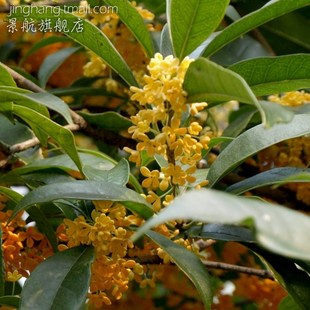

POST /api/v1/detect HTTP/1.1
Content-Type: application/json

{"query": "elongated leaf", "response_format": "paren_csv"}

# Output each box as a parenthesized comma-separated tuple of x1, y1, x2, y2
(78, 111, 132, 132)
(11, 180, 153, 220)
(133, 189, 310, 260)
(0, 89, 73, 124)
(208, 114, 310, 187)
(20, 246, 94, 310)
(167, 0, 229, 59)
(0, 63, 16, 86)
(0, 186, 23, 203)
(10, 7, 138, 87)
(227, 168, 310, 195)
(19, 36, 73, 65)
(38, 46, 81, 88)
(0, 296, 20, 308)
(202, 0, 310, 57)
(279, 296, 300, 310)
(229, 54, 310, 96)
(83, 158, 130, 186)
(0, 90, 49, 118)
(104, 0, 154, 57)
(187, 223, 255, 243)
(13, 105, 82, 173)
(147, 231, 212, 309)
(252, 246, 310, 309)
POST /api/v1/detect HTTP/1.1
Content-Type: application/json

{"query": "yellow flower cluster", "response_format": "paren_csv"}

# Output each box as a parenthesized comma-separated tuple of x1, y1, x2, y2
(1, 194, 53, 280)
(59, 201, 146, 307)
(125, 53, 209, 211)
(269, 91, 310, 106)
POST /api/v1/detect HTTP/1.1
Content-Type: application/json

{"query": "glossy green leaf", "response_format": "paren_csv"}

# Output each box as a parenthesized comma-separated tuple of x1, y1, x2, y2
(0, 90, 49, 118)
(133, 189, 310, 260)
(10, 7, 138, 87)
(19, 36, 73, 65)
(227, 168, 310, 195)
(38, 46, 82, 88)
(0, 296, 20, 308)
(0, 89, 73, 124)
(167, 0, 229, 59)
(0, 63, 16, 86)
(0, 114, 34, 146)
(13, 105, 82, 173)
(20, 246, 94, 310)
(208, 114, 310, 187)
(83, 158, 129, 185)
(202, 0, 310, 57)
(78, 111, 132, 132)
(187, 223, 255, 243)
(0, 186, 23, 203)
(147, 231, 212, 309)
(11, 180, 153, 220)
(104, 0, 154, 57)
(229, 54, 310, 96)
(184, 58, 258, 104)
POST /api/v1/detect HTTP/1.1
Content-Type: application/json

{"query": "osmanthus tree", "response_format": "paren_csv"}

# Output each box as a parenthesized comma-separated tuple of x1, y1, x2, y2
(0, 0, 310, 309)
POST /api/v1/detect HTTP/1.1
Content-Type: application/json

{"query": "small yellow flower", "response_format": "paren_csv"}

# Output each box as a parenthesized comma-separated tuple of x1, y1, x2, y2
(6, 270, 22, 282)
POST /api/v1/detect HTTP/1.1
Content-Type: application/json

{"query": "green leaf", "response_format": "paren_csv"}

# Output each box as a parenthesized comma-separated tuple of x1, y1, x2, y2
(83, 158, 130, 186)
(19, 35, 73, 65)
(146, 231, 212, 309)
(279, 295, 300, 310)
(0, 63, 16, 86)
(252, 247, 310, 309)
(184, 58, 258, 104)
(0, 90, 49, 118)
(20, 246, 94, 310)
(227, 168, 310, 195)
(229, 54, 310, 96)
(207, 114, 310, 187)
(133, 188, 310, 260)
(167, 0, 229, 59)
(38, 46, 82, 88)
(160, 24, 174, 57)
(10, 7, 138, 87)
(0, 186, 23, 203)
(187, 223, 255, 243)
(13, 105, 82, 173)
(262, 12, 310, 51)
(78, 111, 132, 132)
(103, 0, 154, 57)
(11, 180, 153, 220)
(0, 296, 20, 308)
(202, 0, 310, 57)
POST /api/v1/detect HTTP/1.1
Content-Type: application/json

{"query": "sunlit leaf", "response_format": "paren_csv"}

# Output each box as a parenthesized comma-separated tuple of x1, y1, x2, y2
(0, 63, 16, 86)
(133, 189, 310, 260)
(11, 180, 153, 220)
(167, 0, 229, 59)
(229, 54, 310, 96)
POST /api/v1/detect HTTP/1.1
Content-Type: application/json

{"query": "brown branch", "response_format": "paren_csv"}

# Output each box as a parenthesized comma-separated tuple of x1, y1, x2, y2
(131, 255, 274, 280)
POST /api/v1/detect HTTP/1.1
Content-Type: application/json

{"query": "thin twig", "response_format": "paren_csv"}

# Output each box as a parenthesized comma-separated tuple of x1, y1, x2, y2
(131, 255, 274, 280)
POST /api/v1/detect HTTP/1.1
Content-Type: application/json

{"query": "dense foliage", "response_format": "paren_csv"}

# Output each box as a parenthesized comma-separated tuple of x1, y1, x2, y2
(0, 0, 310, 309)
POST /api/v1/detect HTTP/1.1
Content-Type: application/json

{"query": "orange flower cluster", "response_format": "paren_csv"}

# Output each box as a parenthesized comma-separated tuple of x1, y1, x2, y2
(0, 194, 53, 281)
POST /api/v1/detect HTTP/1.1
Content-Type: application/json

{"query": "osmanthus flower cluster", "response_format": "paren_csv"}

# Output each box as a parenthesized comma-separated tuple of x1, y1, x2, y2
(0, 195, 53, 282)
(257, 91, 310, 205)
(124, 53, 210, 211)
